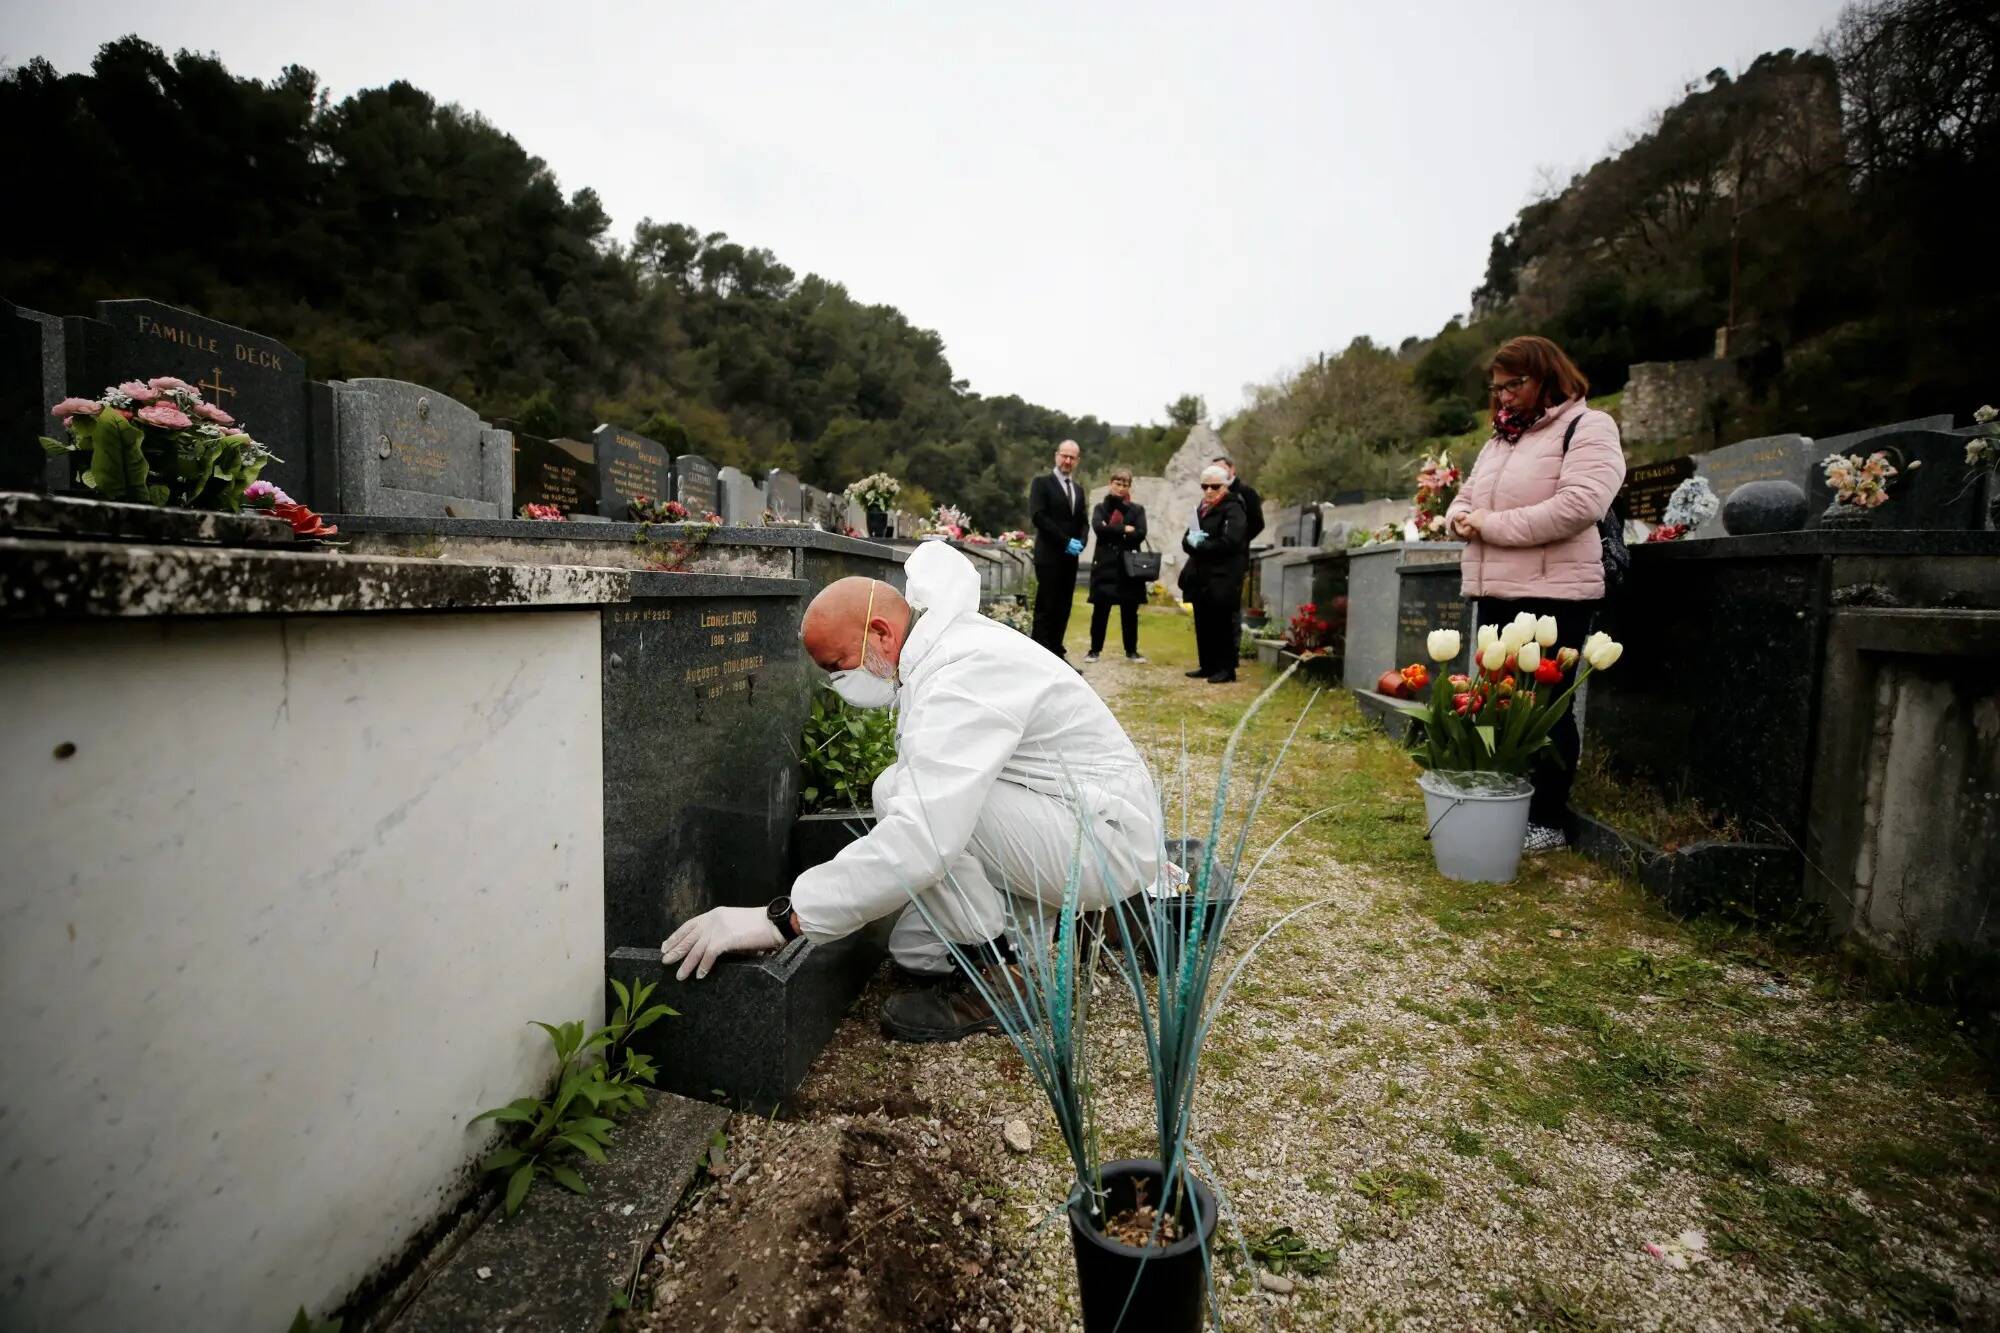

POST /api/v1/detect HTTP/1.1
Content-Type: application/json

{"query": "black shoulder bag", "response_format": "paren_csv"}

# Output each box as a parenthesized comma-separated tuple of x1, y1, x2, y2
(1562, 415, 1630, 598)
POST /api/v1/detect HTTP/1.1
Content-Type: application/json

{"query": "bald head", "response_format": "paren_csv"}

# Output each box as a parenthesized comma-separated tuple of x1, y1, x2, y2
(802, 576, 912, 673)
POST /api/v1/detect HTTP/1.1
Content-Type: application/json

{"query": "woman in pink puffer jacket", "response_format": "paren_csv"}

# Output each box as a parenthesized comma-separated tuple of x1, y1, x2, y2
(1446, 335, 1626, 854)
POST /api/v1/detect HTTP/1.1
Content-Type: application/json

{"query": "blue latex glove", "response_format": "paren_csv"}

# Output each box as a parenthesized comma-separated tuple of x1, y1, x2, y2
(1065, 538, 1084, 556)
(1185, 527, 1207, 547)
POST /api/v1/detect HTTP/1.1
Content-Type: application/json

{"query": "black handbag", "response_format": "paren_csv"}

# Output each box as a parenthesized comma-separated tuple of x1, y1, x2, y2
(1121, 541, 1162, 581)
(1560, 416, 1630, 597)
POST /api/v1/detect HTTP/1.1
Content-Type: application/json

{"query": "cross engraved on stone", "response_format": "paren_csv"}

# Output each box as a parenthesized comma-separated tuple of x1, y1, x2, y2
(197, 367, 237, 402)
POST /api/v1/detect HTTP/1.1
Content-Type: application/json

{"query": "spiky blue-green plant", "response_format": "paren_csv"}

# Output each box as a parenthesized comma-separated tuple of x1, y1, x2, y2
(895, 662, 1330, 1330)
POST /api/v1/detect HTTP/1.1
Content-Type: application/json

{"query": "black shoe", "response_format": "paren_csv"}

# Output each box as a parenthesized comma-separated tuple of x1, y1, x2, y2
(1184, 668, 1211, 679)
(1207, 671, 1237, 683)
(879, 966, 1021, 1044)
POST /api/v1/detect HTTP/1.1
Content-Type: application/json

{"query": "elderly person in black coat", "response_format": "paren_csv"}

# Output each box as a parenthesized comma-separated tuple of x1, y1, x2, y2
(1085, 468, 1149, 663)
(1178, 464, 1249, 683)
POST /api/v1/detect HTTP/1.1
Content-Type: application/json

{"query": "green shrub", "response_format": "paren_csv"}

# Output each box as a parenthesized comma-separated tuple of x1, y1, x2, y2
(800, 686, 897, 812)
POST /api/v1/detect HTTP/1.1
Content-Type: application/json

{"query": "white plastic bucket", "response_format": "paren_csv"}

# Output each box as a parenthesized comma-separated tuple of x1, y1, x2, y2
(1417, 770, 1534, 883)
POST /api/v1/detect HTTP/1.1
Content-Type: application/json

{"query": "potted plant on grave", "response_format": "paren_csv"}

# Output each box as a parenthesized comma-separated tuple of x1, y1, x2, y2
(1386, 615, 1622, 883)
(1277, 600, 1343, 683)
(898, 666, 1327, 1331)
(41, 379, 280, 514)
(844, 472, 902, 539)
(790, 686, 897, 875)
(1242, 604, 1268, 632)
(1818, 448, 1916, 530)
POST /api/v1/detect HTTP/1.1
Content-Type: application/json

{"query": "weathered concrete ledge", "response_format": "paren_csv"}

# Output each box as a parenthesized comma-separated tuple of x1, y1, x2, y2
(1, 490, 302, 548)
(392, 1089, 728, 1333)
(0, 537, 635, 619)
(330, 508, 916, 576)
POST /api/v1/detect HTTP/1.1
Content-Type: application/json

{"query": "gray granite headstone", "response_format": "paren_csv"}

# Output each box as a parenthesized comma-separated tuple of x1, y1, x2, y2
(716, 466, 761, 525)
(67, 299, 330, 508)
(593, 425, 672, 518)
(673, 454, 719, 515)
(330, 378, 510, 518)
(1689, 434, 1818, 538)
(799, 484, 830, 530)
(512, 433, 599, 516)
(763, 469, 802, 522)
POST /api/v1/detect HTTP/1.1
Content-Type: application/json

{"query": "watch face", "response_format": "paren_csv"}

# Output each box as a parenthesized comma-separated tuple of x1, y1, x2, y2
(768, 896, 792, 920)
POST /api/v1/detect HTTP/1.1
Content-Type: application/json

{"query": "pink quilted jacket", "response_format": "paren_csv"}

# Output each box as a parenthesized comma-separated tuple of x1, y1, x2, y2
(1446, 397, 1627, 601)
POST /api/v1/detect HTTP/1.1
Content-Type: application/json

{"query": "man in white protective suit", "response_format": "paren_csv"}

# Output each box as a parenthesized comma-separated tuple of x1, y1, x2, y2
(661, 540, 1162, 1042)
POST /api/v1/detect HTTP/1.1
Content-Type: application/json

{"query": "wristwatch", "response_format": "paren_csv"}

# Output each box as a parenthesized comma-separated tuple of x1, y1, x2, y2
(766, 896, 801, 943)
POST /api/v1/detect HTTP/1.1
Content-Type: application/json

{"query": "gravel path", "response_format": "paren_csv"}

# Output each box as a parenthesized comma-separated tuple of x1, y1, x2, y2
(632, 614, 1999, 1331)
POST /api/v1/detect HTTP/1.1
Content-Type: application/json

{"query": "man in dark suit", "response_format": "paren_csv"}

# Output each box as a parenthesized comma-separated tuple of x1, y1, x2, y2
(1027, 438, 1088, 660)
(1214, 454, 1263, 672)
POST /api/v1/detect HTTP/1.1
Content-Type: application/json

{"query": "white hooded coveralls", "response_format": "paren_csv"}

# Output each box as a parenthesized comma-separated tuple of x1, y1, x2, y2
(791, 542, 1161, 970)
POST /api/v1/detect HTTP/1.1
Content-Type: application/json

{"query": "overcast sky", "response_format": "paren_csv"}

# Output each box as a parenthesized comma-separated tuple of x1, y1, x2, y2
(7, 0, 1849, 426)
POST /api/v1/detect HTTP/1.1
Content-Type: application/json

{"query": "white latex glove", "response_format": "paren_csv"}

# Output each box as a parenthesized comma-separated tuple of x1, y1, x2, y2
(1185, 527, 1207, 547)
(660, 906, 784, 980)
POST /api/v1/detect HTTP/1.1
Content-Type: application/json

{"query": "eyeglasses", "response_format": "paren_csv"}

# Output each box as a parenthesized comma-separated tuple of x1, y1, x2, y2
(1488, 376, 1529, 397)
(1200, 483, 1226, 491)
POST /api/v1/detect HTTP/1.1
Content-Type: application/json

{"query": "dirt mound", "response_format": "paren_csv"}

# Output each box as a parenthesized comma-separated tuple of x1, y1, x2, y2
(631, 1114, 1017, 1331)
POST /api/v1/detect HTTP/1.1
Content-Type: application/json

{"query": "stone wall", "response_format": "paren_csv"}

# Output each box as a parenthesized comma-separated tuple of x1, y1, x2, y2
(1620, 359, 1741, 445)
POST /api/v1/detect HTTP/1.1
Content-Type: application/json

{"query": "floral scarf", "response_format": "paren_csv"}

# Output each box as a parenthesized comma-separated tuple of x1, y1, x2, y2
(1492, 405, 1545, 444)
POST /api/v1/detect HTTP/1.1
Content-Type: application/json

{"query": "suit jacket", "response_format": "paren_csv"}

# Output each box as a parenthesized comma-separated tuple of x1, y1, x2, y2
(1029, 471, 1088, 565)
(1230, 477, 1266, 546)
(1178, 493, 1248, 598)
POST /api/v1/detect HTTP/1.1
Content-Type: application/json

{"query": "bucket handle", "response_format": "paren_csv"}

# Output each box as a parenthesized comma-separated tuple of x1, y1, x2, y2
(1423, 795, 1467, 841)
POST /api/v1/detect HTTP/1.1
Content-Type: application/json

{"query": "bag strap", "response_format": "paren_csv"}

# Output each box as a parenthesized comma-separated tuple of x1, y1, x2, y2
(1560, 417, 1581, 453)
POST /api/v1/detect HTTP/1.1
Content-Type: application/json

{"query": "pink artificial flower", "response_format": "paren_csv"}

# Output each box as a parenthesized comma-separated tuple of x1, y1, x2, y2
(148, 377, 192, 392)
(51, 397, 102, 423)
(118, 381, 161, 404)
(193, 401, 236, 425)
(243, 480, 293, 508)
(136, 402, 194, 431)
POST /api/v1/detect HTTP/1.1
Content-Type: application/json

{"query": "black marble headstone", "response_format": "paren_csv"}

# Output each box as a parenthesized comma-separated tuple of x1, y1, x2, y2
(1821, 429, 1990, 532)
(512, 433, 600, 516)
(601, 579, 812, 950)
(2, 305, 64, 492)
(80, 299, 327, 508)
(593, 425, 672, 518)
(1618, 456, 1695, 523)
(674, 454, 719, 515)
(1395, 562, 1472, 676)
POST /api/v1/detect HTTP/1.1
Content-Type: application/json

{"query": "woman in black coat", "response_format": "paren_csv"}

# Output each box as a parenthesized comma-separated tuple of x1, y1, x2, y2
(1178, 465, 1249, 683)
(1086, 468, 1149, 662)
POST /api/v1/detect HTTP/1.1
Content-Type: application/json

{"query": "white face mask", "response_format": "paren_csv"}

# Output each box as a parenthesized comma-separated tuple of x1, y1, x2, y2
(825, 581, 898, 710)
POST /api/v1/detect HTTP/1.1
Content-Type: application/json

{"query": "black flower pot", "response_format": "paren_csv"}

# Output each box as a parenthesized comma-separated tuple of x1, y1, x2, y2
(1068, 1160, 1218, 1333)
(1818, 500, 1874, 531)
(865, 507, 889, 539)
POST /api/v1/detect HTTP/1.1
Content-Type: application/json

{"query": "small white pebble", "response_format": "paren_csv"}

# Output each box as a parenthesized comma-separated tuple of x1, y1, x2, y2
(1257, 1271, 1295, 1294)
(475, 1266, 493, 1281)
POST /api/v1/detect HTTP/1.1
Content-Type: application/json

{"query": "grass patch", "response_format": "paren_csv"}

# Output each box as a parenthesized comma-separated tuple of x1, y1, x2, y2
(1570, 748, 1742, 849)
(1352, 1167, 1443, 1215)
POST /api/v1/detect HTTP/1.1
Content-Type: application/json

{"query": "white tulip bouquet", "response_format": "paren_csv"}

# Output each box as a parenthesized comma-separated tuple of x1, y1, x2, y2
(1389, 612, 1622, 775)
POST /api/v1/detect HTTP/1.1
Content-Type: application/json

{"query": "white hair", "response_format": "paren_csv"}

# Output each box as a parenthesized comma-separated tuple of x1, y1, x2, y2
(1199, 464, 1231, 485)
